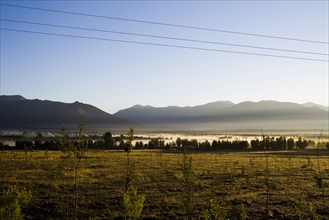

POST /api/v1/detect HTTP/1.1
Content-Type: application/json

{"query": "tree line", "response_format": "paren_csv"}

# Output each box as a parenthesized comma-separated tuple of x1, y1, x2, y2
(1, 131, 328, 151)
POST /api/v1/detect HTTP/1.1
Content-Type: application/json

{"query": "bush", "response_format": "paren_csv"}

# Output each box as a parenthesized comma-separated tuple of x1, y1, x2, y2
(0, 186, 32, 220)
(123, 185, 145, 220)
(197, 199, 226, 220)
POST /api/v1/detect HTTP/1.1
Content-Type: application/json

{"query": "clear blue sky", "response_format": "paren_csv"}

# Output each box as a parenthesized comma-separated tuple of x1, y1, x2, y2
(1, 0, 328, 114)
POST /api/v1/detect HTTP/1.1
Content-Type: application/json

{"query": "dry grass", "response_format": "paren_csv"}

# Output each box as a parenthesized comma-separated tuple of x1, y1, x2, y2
(0, 149, 328, 219)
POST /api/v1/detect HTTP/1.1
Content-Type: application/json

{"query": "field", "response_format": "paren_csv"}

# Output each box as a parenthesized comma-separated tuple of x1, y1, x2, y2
(1, 149, 328, 219)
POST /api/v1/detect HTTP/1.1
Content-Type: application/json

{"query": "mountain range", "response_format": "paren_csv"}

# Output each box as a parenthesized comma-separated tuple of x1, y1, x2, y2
(0, 95, 131, 130)
(0, 95, 328, 131)
(114, 100, 328, 130)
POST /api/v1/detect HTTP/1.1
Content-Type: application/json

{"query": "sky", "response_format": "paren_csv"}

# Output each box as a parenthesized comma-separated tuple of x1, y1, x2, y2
(0, 0, 328, 114)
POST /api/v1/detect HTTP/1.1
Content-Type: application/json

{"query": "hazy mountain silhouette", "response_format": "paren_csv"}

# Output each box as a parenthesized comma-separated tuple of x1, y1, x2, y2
(211, 101, 327, 122)
(0, 95, 131, 130)
(1, 95, 327, 130)
(302, 102, 328, 111)
(115, 101, 234, 123)
(114, 100, 328, 129)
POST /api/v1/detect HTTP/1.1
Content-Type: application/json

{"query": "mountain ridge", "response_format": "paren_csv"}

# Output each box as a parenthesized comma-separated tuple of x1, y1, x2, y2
(302, 102, 328, 111)
(114, 100, 328, 129)
(0, 95, 132, 130)
(1, 95, 327, 130)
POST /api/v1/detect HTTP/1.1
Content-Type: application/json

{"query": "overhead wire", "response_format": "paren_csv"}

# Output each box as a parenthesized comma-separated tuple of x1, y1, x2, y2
(1, 18, 327, 56)
(1, 3, 328, 45)
(1, 28, 328, 62)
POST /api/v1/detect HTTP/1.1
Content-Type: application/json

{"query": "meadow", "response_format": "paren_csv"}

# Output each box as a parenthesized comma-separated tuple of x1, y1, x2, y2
(0, 149, 328, 219)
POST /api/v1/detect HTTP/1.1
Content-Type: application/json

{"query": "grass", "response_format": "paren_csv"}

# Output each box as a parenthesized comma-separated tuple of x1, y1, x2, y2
(0, 149, 328, 219)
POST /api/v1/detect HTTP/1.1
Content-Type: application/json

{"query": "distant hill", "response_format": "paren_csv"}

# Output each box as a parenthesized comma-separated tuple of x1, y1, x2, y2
(114, 100, 328, 129)
(0, 95, 26, 105)
(0, 95, 132, 130)
(115, 101, 234, 123)
(302, 102, 328, 111)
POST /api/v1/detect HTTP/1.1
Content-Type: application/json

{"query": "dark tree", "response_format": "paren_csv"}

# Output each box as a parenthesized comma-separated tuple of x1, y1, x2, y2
(103, 132, 114, 149)
(176, 138, 182, 148)
(274, 137, 286, 150)
(251, 139, 262, 150)
(296, 137, 308, 150)
(15, 140, 33, 150)
(148, 139, 159, 148)
(211, 140, 218, 149)
(287, 138, 295, 150)
(181, 139, 190, 148)
(190, 139, 199, 148)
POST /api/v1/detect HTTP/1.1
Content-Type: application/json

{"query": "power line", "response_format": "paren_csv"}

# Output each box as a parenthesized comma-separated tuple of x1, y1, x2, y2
(1, 28, 328, 62)
(3, 0, 329, 1)
(1, 18, 327, 56)
(1, 3, 328, 45)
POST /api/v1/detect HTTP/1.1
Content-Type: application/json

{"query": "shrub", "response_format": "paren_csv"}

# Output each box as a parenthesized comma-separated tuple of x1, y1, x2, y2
(0, 186, 32, 220)
(123, 185, 145, 220)
(197, 199, 226, 220)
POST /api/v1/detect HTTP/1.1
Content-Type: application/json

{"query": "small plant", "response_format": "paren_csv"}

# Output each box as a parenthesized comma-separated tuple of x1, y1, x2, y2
(314, 130, 327, 213)
(124, 160, 136, 192)
(313, 173, 324, 189)
(0, 186, 32, 220)
(124, 128, 135, 191)
(123, 185, 145, 220)
(308, 203, 319, 220)
(261, 129, 272, 216)
(124, 128, 135, 153)
(240, 203, 248, 220)
(249, 158, 254, 168)
(241, 165, 246, 177)
(58, 123, 87, 220)
(296, 194, 319, 220)
(197, 199, 226, 220)
(182, 152, 194, 220)
(307, 156, 313, 169)
(72, 123, 87, 220)
(122, 128, 145, 219)
(288, 156, 292, 170)
(44, 149, 49, 158)
(58, 124, 73, 219)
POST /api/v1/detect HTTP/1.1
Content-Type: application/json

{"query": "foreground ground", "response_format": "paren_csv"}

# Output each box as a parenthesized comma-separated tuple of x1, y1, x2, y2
(1, 149, 328, 219)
